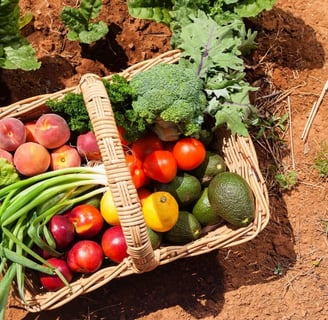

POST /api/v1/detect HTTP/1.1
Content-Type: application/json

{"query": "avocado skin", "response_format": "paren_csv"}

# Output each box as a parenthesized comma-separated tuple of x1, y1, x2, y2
(208, 172, 255, 227)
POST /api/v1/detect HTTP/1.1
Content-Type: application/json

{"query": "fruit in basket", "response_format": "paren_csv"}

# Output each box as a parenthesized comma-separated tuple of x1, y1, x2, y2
(208, 172, 255, 227)
(76, 130, 101, 161)
(137, 187, 152, 206)
(164, 211, 202, 244)
(191, 151, 226, 186)
(143, 150, 177, 183)
(67, 240, 104, 273)
(49, 215, 75, 249)
(147, 227, 162, 249)
(101, 225, 128, 263)
(131, 132, 164, 160)
(0, 148, 13, 163)
(172, 137, 206, 171)
(24, 120, 38, 142)
(34, 113, 71, 149)
(192, 187, 224, 226)
(0, 117, 26, 151)
(50, 144, 81, 170)
(125, 153, 149, 189)
(65, 204, 104, 238)
(100, 189, 120, 226)
(155, 172, 202, 209)
(13, 142, 51, 176)
(142, 191, 179, 232)
(39, 258, 73, 292)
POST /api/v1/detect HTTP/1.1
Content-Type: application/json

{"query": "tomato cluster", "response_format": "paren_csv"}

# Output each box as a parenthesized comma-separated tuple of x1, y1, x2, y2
(124, 132, 206, 188)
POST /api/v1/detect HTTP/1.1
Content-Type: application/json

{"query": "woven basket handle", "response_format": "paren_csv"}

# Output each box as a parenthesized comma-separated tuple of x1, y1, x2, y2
(79, 73, 158, 273)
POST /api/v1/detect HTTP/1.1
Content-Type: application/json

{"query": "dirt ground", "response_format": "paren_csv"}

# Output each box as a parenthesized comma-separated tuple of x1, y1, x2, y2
(1, 0, 328, 319)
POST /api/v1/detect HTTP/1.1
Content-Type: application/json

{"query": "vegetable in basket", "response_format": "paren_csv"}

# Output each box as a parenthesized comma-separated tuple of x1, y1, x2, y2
(0, 165, 108, 319)
(129, 62, 207, 141)
(0, 157, 20, 187)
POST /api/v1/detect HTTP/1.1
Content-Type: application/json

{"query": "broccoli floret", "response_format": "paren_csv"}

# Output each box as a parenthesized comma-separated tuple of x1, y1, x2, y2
(0, 158, 20, 187)
(129, 62, 207, 139)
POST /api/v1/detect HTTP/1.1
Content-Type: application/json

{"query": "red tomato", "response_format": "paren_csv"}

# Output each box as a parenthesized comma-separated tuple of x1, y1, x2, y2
(143, 150, 177, 183)
(101, 226, 128, 263)
(65, 204, 104, 239)
(137, 187, 152, 206)
(125, 153, 148, 189)
(118, 126, 131, 146)
(131, 133, 164, 160)
(67, 240, 104, 273)
(173, 137, 206, 171)
(39, 258, 73, 292)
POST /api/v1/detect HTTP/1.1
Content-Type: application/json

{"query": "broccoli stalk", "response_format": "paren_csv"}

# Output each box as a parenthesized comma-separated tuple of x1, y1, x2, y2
(129, 62, 207, 141)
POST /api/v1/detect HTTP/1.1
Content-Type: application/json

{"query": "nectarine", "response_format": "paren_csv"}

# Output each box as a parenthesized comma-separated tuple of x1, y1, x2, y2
(14, 142, 51, 176)
(25, 121, 38, 143)
(0, 148, 14, 163)
(50, 145, 81, 170)
(0, 118, 26, 151)
(77, 131, 101, 161)
(34, 113, 70, 149)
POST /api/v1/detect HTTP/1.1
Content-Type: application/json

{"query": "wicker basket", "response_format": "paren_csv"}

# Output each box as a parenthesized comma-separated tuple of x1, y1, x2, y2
(0, 50, 270, 312)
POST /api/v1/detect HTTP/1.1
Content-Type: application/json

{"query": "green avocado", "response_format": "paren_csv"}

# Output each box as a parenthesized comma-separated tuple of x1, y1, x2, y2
(155, 172, 202, 209)
(208, 172, 255, 227)
(164, 211, 202, 244)
(192, 187, 224, 226)
(192, 151, 226, 186)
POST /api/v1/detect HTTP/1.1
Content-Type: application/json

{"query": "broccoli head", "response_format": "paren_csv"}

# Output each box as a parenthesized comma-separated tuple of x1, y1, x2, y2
(129, 62, 207, 138)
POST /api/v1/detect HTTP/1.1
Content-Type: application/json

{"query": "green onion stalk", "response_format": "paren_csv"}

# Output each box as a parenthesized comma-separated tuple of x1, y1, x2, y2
(0, 165, 108, 319)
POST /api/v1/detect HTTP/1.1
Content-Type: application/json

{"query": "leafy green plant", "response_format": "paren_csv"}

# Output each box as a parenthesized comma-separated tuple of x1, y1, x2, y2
(0, 0, 40, 70)
(273, 263, 283, 276)
(313, 142, 328, 178)
(60, 0, 109, 44)
(251, 113, 288, 141)
(275, 170, 298, 190)
(127, 0, 277, 136)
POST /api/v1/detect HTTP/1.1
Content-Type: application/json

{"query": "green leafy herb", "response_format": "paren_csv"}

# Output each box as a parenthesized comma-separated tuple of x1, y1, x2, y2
(46, 92, 91, 134)
(60, 0, 109, 44)
(46, 75, 136, 136)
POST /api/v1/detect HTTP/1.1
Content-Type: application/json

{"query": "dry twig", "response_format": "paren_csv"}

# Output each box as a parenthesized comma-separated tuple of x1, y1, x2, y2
(287, 96, 296, 170)
(301, 80, 328, 141)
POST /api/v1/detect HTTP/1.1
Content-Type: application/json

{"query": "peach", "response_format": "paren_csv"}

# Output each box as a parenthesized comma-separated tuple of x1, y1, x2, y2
(0, 148, 13, 163)
(25, 121, 38, 143)
(76, 131, 101, 161)
(50, 144, 81, 170)
(14, 142, 50, 177)
(0, 118, 26, 151)
(34, 113, 71, 149)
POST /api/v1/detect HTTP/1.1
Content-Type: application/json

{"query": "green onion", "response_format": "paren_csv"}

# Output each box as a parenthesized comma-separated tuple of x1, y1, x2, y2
(0, 165, 109, 318)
